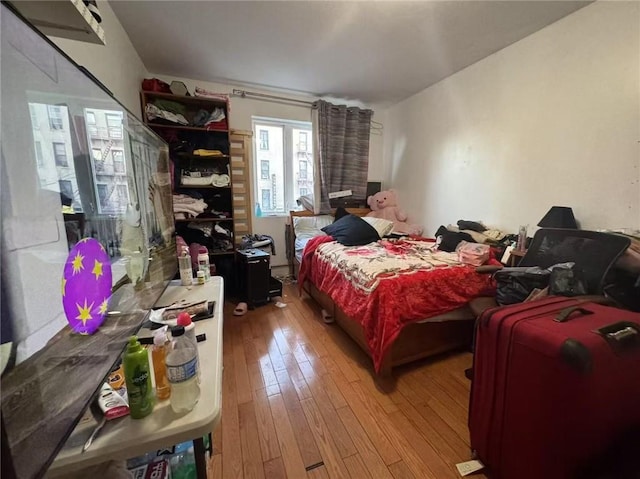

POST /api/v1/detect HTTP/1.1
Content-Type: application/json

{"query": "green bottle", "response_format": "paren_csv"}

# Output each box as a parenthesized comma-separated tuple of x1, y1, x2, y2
(123, 335, 154, 419)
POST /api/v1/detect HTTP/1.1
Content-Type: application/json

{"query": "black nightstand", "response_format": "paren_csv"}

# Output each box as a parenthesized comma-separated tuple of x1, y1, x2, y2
(236, 249, 270, 308)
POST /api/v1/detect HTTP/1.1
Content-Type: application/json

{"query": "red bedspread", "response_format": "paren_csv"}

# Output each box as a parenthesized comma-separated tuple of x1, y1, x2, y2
(299, 236, 496, 372)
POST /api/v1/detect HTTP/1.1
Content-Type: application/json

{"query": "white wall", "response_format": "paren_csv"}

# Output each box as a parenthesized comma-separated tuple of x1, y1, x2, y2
(149, 74, 385, 268)
(50, 0, 148, 117)
(383, 1, 640, 236)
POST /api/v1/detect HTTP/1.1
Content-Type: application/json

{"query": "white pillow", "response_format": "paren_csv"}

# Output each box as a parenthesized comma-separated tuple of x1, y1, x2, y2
(362, 217, 394, 238)
(293, 215, 333, 239)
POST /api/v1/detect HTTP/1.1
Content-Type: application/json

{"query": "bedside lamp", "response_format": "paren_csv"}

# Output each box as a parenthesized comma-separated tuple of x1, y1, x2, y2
(537, 206, 578, 229)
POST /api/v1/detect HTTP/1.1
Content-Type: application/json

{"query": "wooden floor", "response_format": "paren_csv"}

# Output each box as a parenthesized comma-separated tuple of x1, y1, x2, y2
(207, 283, 486, 479)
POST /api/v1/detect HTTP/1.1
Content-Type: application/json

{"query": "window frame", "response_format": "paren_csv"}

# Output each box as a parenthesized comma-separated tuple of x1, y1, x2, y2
(260, 160, 270, 180)
(112, 149, 125, 174)
(299, 159, 307, 180)
(59, 179, 73, 200)
(299, 131, 308, 151)
(252, 117, 313, 217)
(105, 113, 123, 139)
(261, 189, 272, 209)
(47, 105, 63, 130)
(259, 130, 269, 150)
(52, 142, 68, 167)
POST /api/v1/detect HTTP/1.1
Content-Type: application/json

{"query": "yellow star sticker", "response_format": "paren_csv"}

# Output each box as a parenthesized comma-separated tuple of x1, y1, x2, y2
(71, 252, 84, 275)
(98, 298, 109, 315)
(92, 259, 103, 280)
(75, 299, 94, 326)
(61, 277, 67, 297)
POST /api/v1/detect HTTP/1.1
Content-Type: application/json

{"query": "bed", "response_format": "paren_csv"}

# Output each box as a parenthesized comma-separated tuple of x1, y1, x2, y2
(288, 208, 496, 376)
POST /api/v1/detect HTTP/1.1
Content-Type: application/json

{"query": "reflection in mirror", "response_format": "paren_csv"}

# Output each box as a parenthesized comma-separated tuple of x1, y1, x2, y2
(1, 4, 177, 476)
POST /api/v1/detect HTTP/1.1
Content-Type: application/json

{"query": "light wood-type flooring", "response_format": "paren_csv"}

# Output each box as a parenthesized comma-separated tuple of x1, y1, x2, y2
(208, 283, 487, 479)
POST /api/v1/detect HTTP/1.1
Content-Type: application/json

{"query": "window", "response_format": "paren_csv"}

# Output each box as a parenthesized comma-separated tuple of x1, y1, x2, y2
(34, 141, 44, 167)
(253, 118, 314, 215)
(59, 180, 73, 201)
(29, 105, 40, 130)
(261, 189, 271, 209)
(97, 184, 109, 208)
(86, 111, 98, 136)
(260, 160, 270, 179)
(112, 150, 125, 174)
(106, 113, 123, 139)
(299, 131, 308, 151)
(259, 130, 269, 150)
(92, 148, 102, 161)
(92, 148, 103, 172)
(53, 142, 68, 167)
(47, 105, 64, 130)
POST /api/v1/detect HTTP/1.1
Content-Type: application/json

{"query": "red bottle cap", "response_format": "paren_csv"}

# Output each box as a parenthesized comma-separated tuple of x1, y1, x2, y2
(177, 312, 192, 326)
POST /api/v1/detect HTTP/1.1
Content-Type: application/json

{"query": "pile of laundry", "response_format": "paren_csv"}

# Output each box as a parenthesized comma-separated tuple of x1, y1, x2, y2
(145, 95, 228, 130)
(173, 193, 207, 220)
(179, 221, 234, 254)
(192, 107, 227, 131)
(435, 220, 508, 251)
(145, 99, 190, 126)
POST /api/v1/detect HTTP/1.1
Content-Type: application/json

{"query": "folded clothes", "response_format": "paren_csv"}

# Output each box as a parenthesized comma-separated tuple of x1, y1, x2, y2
(172, 194, 207, 217)
(145, 103, 188, 125)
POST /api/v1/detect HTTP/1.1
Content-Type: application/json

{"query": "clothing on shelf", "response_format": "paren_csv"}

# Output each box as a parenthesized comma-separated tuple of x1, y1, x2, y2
(173, 194, 207, 218)
(145, 103, 188, 126)
(192, 149, 224, 157)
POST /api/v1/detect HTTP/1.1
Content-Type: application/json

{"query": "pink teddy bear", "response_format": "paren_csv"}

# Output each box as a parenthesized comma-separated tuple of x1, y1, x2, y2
(366, 189, 423, 235)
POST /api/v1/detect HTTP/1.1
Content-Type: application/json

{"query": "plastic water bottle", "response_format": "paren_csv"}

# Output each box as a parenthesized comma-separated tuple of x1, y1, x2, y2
(177, 312, 200, 381)
(166, 326, 200, 413)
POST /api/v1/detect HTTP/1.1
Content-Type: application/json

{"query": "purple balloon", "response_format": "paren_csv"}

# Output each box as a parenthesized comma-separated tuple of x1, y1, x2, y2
(62, 238, 112, 335)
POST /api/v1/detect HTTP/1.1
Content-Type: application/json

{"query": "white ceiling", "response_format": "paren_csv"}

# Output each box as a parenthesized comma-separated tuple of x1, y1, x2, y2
(111, 1, 590, 106)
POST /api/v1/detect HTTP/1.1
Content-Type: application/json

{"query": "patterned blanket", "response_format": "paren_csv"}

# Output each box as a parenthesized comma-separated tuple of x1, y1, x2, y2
(299, 236, 496, 372)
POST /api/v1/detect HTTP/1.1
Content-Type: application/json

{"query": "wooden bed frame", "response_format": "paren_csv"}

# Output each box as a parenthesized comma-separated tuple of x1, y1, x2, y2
(288, 209, 475, 377)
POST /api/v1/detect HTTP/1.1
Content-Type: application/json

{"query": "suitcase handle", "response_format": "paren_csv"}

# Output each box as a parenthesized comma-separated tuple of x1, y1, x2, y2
(555, 306, 594, 323)
(596, 321, 640, 352)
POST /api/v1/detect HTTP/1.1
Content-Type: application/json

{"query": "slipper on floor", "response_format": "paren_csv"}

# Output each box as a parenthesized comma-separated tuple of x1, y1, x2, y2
(234, 302, 248, 316)
(321, 309, 334, 324)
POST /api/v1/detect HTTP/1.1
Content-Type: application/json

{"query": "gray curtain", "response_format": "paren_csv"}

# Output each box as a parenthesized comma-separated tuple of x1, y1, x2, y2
(312, 100, 373, 213)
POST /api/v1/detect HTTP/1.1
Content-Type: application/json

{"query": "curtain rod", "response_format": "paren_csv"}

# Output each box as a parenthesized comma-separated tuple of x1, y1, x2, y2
(232, 89, 314, 106)
(232, 88, 383, 130)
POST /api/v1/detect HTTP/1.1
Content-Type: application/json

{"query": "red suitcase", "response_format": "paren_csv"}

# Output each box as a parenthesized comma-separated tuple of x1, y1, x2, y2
(469, 296, 640, 479)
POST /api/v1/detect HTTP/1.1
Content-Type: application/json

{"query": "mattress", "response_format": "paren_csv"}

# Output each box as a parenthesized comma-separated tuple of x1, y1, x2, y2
(292, 214, 333, 263)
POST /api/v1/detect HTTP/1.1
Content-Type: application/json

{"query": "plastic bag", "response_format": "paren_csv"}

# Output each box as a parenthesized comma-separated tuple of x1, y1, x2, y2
(549, 263, 587, 296)
(495, 267, 551, 305)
